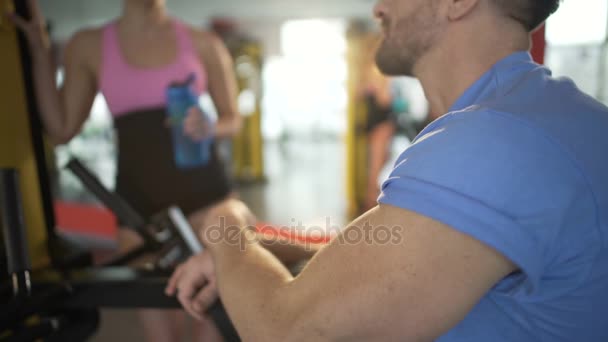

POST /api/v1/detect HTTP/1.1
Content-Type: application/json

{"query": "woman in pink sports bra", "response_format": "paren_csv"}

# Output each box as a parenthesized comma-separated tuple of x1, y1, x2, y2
(12, 0, 241, 341)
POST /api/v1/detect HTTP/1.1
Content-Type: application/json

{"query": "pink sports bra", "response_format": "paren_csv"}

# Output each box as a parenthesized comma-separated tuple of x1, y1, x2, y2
(99, 19, 207, 117)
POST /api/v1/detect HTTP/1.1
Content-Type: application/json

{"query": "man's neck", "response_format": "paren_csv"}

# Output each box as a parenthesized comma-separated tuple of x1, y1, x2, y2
(414, 22, 530, 115)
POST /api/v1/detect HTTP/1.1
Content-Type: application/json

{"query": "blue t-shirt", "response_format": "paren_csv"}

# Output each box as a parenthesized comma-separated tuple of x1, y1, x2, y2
(378, 52, 608, 341)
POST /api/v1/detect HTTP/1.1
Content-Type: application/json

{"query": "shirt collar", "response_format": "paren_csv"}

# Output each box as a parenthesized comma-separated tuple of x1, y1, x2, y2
(448, 51, 534, 113)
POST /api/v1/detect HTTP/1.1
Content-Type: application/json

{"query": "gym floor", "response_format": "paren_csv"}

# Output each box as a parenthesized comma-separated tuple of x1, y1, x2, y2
(83, 137, 347, 341)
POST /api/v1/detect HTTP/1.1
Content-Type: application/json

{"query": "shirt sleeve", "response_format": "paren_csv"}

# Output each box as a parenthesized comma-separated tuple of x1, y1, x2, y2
(378, 111, 589, 292)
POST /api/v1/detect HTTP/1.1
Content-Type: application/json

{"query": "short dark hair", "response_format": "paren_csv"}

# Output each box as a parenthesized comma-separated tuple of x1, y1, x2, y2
(494, 0, 561, 31)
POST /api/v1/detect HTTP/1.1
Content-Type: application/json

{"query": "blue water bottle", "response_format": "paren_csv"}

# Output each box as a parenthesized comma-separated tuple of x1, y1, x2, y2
(166, 74, 214, 169)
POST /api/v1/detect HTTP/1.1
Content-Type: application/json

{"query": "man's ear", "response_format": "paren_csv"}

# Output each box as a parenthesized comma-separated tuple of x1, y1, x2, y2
(446, 0, 480, 21)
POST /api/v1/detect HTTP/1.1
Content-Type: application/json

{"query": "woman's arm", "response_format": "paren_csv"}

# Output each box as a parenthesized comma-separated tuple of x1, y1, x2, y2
(192, 30, 241, 139)
(10, 0, 98, 144)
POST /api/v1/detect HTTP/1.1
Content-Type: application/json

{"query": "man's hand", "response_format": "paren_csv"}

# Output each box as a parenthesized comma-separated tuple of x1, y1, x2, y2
(183, 106, 213, 141)
(165, 199, 255, 321)
(165, 251, 218, 320)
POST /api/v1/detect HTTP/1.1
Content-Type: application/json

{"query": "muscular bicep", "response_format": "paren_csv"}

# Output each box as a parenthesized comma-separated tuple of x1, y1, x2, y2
(284, 204, 516, 341)
(59, 31, 98, 141)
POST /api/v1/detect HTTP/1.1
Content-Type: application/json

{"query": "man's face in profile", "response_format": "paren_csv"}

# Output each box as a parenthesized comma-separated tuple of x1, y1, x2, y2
(374, 0, 443, 76)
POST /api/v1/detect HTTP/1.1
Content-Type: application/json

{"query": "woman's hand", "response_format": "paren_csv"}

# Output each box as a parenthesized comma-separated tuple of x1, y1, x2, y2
(183, 106, 214, 141)
(7, 0, 51, 52)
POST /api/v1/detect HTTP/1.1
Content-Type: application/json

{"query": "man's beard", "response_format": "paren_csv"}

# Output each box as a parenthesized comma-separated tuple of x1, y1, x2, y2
(375, 5, 440, 76)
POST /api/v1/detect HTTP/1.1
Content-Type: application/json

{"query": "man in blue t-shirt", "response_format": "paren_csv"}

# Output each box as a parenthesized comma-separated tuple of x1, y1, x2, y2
(167, 0, 608, 341)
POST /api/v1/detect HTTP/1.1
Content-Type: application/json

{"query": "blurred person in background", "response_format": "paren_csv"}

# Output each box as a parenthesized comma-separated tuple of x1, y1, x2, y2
(360, 37, 396, 211)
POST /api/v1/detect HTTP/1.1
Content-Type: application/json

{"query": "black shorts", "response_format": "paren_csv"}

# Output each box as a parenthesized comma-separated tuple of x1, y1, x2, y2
(365, 94, 395, 133)
(113, 107, 232, 220)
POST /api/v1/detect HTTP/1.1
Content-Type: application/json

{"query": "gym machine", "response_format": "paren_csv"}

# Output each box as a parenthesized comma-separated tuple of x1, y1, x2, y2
(0, 1, 238, 340)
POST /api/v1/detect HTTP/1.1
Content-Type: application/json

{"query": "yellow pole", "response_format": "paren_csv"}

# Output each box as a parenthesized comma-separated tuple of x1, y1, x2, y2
(232, 42, 265, 183)
(345, 23, 371, 219)
(0, 0, 51, 268)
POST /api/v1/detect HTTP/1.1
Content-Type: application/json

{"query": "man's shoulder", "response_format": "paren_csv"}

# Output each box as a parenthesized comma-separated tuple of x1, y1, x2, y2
(419, 108, 535, 144)
(408, 107, 584, 180)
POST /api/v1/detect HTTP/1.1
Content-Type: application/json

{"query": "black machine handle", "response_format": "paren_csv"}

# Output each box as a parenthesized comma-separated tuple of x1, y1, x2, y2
(65, 158, 146, 229)
(65, 158, 162, 251)
(0, 169, 32, 299)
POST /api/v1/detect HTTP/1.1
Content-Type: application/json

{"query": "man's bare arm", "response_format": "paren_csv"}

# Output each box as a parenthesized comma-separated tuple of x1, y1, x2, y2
(202, 201, 516, 341)
(258, 235, 324, 266)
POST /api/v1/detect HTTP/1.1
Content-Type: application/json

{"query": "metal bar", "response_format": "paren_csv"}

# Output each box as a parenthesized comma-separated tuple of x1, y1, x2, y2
(0, 169, 32, 299)
(64, 158, 159, 248)
(33, 267, 180, 309)
(13, 0, 58, 242)
(167, 206, 203, 254)
(65, 158, 145, 228)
